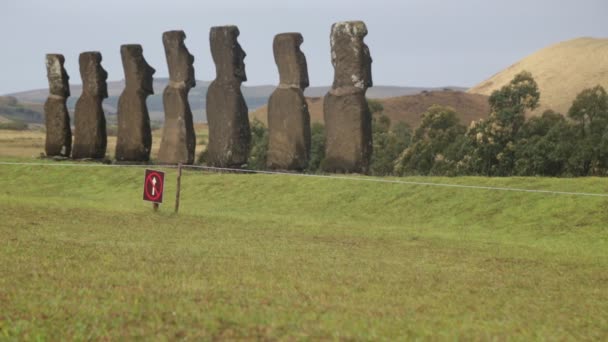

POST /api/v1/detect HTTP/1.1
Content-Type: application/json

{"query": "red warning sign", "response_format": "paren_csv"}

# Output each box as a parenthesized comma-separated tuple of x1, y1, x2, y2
(143, 169, 165, 203)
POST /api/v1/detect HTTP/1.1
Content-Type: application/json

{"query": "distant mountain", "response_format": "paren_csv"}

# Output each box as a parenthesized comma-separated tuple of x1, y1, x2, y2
(0, 96, 44, 124)
(250, 90, 490, 129)
(6, 79, 465, 122)
(468, 37, 608, 116)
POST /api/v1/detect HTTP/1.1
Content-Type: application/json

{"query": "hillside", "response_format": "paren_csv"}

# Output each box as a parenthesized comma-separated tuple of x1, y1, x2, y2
(250, 90, 490, 128)
(7, 80, 455, 122)
(0, 96, 44, 124)
(468, 37, 608, 116)
(304, 85, 466, 98)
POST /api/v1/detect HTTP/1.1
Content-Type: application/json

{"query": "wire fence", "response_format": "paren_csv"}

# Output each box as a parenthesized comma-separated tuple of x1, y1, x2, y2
(1, 161, 608, 198)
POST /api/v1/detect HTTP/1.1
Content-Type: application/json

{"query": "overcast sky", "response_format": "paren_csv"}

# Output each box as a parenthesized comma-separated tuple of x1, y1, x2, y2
(0, 0, 606, 94)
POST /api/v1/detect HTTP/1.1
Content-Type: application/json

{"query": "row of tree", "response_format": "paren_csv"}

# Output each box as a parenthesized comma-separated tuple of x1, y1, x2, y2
(244, 71, 608, 177)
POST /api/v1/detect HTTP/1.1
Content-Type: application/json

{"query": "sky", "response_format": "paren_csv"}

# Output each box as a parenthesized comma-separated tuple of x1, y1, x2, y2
(0, 0, 606, 95)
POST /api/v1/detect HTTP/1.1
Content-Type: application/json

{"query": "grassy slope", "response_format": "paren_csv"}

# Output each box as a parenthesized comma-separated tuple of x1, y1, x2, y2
(469, 37, 608, 116)
(1, 160, 607, 339)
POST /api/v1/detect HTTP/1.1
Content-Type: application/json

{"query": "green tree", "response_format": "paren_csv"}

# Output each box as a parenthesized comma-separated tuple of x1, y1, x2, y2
(394, 105, 465, 175)
(489, 71, 540, 115)
(568, 85, 608, 135)
(513, 110, 576, 176)
(370, 115, 412, 176)
(247, 119, 269, 170)
(307, 122, 326, 172)
(566, 85, 608, 175)
(367, 99, 384, 115)
(465, 71, 541, 176)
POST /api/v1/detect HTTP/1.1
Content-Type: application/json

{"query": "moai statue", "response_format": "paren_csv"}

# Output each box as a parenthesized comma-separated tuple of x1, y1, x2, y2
(72, 51, 108, 160)
(157, 30, 196, 164)
(266, 33, 311, 170)
(115, 45, 155, 162)
(206, 26, 251, 168)
(44, 54, 72, 157)
(323, 21, 373, 173)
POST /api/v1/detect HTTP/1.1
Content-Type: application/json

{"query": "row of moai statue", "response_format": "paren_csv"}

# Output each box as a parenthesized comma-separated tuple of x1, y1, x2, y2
(44, 21, 373, 173)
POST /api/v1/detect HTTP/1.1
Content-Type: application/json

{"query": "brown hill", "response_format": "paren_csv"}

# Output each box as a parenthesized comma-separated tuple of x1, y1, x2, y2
(250, 90, 490, 128)
(468, 37, 608, 116)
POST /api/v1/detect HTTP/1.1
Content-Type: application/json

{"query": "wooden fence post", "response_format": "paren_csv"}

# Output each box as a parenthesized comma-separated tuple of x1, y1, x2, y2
(175, 163, 182, 214)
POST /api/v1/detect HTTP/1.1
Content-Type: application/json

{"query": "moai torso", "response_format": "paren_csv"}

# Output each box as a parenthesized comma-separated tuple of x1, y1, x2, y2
(157, 31, 196, 164)
(72, 52, 108, 160)
(323, 21, 373, 173)
(206, 26, 251, 168)
(267, 33, 311, 170)
(116, 45, 155, 162)
(44, 54, 72, 157)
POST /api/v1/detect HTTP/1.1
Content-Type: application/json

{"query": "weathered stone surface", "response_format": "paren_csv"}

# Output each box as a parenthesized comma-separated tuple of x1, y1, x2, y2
(323, 93, 372, 171)
(72, 51, 108, 159)
(267, 33, 311, 170)
(44, 54, 72, 157)
(157, 30, 196, 164)
(206, 26, 251, 168)
(115, 45, 155, 162)
(323, 21, 373, 173)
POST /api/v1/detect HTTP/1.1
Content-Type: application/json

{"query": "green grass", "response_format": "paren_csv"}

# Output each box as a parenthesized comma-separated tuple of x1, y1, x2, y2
(1, 159, 607, 340)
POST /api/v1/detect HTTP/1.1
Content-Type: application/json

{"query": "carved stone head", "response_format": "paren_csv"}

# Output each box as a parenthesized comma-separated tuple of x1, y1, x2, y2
(162, 30, 195, 88)
(121, 44, 155, 95)
(79, 51, 108, 98)
(210, 26, 247, 83)
(330, 21, 373, 90)
(273, 33, 309, 89)
(46, 54, 70, 97)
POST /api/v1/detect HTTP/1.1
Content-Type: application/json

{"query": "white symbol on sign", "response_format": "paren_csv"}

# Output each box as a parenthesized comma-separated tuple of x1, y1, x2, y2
(152, 177, 157, 196)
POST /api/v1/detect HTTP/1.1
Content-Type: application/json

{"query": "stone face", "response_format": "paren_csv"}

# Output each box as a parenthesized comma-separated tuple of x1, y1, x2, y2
(72, 51, 108, 159)
(44, 54, 72, 157)
(323, 21, 373, 173)
(157, 30, 196, 164)
(206, 26, 251, 168)
(267, 33, 311, 170)
(115, 45, 155, 162)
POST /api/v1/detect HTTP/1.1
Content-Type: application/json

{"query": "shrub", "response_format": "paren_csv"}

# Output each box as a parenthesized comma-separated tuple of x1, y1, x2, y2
(247, 119, 269, 170)
(307, 122, 326, 172)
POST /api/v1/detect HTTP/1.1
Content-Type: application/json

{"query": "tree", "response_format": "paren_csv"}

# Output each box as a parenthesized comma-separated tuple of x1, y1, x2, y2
(568, 85, 608, 136)
(247, 119, 269, 170)
(566, 85, 608, 175)
(489, 71, 540, 115)
(513, 110, 575, 176)
(370, 114, 411, 176)
(394, 105, 465, 175)
(307, 122, 326, 172)
(367, 98, 384, 115)
(465, 71, 541, 176)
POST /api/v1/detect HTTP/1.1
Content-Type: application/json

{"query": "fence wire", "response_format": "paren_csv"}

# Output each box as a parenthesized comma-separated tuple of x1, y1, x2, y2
(1, 161, 608, 198)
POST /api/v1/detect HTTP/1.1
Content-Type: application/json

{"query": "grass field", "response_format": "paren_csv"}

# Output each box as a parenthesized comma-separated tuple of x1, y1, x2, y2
(1, 158, 608, 340)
